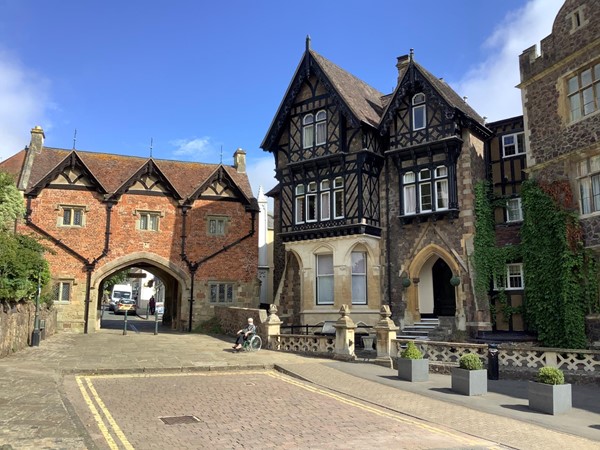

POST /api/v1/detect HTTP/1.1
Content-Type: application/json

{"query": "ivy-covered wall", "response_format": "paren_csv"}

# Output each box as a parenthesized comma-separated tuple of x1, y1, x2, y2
(473, 179, 600, 349)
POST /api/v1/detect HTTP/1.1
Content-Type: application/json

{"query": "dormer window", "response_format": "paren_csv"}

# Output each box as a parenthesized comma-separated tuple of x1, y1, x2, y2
(302, 114, 314, 149)
(303, 110, 327, 149)
(412, 93, 426, 130)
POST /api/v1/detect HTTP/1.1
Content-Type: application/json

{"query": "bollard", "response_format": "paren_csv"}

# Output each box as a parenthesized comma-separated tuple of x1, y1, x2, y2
(487, 343, 499, 380)
(123, 309, 128, 336)
(154, 307, 159, 335)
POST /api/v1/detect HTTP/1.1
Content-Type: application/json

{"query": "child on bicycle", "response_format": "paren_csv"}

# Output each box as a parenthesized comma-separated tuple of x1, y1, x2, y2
(233, 318, 256, 350)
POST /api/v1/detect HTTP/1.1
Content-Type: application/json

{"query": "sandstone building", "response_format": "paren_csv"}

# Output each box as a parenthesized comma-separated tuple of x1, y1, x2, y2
(0, 128, 259, 332)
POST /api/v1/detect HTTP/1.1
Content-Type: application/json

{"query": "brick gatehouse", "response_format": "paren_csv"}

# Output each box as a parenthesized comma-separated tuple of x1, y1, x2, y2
(0, 127, 259, 333)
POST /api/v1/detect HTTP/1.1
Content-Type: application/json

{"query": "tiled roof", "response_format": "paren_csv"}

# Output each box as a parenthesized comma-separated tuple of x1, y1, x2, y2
(21, 147, 255, 201)
(0, 149, 26, 181)
(311, 51, 384, 128)
(415, 62, 486, 125)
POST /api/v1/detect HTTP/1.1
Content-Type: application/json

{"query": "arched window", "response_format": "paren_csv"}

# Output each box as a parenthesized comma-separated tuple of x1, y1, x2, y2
(320, 180, 330, 221)
(315, 110, 327, 145)
(303, 114, 314, 149)
(412, 93, 426, 131)
(295, 184, 305, 223)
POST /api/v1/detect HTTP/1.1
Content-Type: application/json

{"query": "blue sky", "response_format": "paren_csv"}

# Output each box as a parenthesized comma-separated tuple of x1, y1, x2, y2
(0, 0, 563, 199)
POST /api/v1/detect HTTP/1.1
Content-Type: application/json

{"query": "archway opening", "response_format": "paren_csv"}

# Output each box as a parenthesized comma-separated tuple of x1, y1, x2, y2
(417, 256, 456, 318)
(432, 258, 456, 317)
(97, 262, 182, 333)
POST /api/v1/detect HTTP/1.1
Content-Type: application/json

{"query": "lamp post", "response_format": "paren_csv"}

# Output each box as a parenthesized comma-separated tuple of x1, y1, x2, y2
(31, 272, 41, 347)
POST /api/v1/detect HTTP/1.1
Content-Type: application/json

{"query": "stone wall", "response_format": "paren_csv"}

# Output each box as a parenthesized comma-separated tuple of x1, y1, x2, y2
(586, 314, 600, 348)
(0, 301, 57, 358)
(214, 305, 268, 342)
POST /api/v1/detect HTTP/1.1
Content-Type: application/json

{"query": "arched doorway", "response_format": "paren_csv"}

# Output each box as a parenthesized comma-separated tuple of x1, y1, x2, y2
(415, 253, 457, 318)
(91, 254, 189, 333)
(432, 258, 456, 317)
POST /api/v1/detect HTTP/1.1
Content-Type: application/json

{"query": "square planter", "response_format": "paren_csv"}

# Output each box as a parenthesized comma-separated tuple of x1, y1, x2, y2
(361, 335, 375, 352)
(451, 368, 487, 396)
(528, 381, 572, 415)
(397, 358, 429, 382)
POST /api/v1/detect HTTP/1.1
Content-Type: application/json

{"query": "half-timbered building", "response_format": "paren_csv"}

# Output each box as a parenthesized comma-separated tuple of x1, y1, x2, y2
(263, 41, 497, 334)
(485, 115, 527, 332)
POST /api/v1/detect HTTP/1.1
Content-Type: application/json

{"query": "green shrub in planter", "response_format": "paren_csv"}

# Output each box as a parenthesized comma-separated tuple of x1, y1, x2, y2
(459, 353, 483, 370)
(537, 367, 565, 385)
(400, 341, 423, 359)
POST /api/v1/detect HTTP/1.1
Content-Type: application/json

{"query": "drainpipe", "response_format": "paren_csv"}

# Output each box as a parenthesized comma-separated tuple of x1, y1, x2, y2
(181, 208, 257, 332)
(385, 156, 392, 309)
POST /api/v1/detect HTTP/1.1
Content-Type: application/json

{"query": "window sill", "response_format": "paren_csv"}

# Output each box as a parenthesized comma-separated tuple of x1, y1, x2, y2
(579, 211, 600, 219)
(568, 108, 600, 127)
(400, 209, 459, 224)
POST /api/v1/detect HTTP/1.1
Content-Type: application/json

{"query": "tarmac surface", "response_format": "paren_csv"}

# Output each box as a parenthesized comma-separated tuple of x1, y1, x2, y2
(0, 325, 599, 449)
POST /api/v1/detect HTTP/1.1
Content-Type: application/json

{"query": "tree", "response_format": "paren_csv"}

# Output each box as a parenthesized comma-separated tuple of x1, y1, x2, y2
(0, 171, 25, 230)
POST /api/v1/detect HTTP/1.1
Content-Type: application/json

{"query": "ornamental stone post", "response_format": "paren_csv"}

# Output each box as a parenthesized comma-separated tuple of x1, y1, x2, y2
(264, 304, 282, 350)
(374, 305, 399, 368)
(334, 304, 356, 361)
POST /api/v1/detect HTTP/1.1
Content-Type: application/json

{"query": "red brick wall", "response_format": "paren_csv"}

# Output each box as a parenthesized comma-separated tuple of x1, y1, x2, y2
(18, 187, 258, 332)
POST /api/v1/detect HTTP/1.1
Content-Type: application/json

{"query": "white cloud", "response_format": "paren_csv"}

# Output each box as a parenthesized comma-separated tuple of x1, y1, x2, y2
(170, 136, 215, 158)
(246, 155, 276, 206)
(453, 0, 563, 122)
(0, 50, 51, 161)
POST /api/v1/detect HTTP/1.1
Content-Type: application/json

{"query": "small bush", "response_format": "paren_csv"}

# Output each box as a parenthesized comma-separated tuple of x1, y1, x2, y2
(459, 353, 483, 370)
(537, 366, 565, 385)
(400, 341, 423, 359)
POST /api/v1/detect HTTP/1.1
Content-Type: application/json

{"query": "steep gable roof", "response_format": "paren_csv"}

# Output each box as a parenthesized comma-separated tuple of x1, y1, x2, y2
(20, 147, 255, 203)
(261, 46, 384, 151)
(0, 149, 26, 183)
(380, 58, 489, 136)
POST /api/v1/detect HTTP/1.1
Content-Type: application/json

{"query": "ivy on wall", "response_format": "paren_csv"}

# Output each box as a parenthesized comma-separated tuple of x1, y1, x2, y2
(472, 181, 522, 325)
(521, 179, 598, 349)
(473, 178, 599, 349)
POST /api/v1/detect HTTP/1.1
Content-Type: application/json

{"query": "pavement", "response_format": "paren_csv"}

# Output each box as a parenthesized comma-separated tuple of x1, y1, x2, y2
(0, 327, 598, 449)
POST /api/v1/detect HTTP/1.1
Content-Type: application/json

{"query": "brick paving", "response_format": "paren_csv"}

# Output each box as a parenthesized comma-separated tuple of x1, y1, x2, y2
(0, 330, 599, 449)
(64, 371, 504, 449)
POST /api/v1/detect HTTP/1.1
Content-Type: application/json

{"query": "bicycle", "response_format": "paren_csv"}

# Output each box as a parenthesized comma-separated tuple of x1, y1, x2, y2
(241, 333, 262, 352)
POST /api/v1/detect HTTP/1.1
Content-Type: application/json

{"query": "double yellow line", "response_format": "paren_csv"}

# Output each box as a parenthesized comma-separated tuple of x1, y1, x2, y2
(77, 370, 501, 450)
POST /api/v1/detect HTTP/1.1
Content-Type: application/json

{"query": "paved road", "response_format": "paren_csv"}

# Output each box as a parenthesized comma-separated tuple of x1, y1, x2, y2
(64, 370, 506, 450)
(0, 330, 599, 449)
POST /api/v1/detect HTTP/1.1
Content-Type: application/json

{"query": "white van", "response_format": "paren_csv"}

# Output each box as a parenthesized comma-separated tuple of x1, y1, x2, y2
(110, 284, 133, 313)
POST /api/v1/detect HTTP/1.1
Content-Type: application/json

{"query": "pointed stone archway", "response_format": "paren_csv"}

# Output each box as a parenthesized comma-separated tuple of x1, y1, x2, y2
(404, 244, 462, 325)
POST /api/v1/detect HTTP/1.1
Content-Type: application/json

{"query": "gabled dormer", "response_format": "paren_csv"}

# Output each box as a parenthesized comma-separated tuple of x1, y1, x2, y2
(111, 159, 182, 201)
(27, 151, 107, 197)
(380, 51, 488, 150)
(262, 37, 384, 168)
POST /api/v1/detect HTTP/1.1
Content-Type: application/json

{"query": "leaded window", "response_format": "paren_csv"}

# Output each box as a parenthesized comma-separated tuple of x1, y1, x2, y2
(209, 282, 234, 303)
(567, 62, 600, 122)
(61, 206, 84, 227)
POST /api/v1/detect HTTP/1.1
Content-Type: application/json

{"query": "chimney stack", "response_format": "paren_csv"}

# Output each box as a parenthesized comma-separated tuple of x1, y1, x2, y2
(233, 148, 246, 173)
(396, 54, 410, 83)
(30, 125, 45, 154)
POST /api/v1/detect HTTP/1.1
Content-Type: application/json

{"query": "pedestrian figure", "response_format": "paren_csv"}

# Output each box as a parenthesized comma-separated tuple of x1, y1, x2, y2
(149, 296, 156, 315)
(233, 318, 256, 351)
